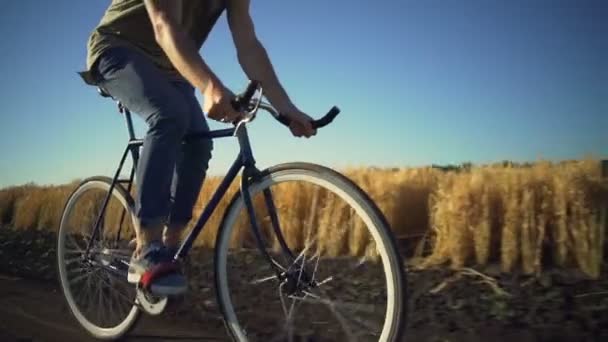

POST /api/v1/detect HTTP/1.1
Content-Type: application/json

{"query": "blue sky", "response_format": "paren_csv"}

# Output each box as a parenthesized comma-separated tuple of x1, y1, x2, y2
(0, 0, 606, 188)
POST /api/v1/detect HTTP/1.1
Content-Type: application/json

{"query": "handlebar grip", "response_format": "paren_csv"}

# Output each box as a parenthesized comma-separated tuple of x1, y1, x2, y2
(231, 80, 260, 111)
(312, 106, 340, 129)
(276, 106, 341, 129)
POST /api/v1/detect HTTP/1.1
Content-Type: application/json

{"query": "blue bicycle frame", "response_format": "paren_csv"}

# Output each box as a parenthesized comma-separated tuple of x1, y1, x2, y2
(84, 106, 294, 278)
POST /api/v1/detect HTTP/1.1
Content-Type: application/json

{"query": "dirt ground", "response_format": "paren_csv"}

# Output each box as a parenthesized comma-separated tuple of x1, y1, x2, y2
(1, 226, 607, 341)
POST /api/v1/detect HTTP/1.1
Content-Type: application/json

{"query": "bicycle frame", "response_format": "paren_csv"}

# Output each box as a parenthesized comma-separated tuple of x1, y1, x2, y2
(85, 107, 294, 277)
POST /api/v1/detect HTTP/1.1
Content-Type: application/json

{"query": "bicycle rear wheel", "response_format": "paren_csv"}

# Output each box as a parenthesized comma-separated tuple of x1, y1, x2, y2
(57, 176, 140, 340)
(214, 163, 407, 341)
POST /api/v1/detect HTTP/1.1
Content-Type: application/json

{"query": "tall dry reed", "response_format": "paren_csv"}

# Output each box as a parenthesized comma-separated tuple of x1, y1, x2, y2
(425, 159, 607, 278)
(1, 160, 606, 277)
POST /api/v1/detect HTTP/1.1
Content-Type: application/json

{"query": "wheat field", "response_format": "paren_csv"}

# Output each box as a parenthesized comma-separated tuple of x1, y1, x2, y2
(1, 159, 606, 278)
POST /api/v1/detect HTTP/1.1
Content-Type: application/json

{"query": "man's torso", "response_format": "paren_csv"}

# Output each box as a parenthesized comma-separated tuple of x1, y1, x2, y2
(82, 0, 226, 84)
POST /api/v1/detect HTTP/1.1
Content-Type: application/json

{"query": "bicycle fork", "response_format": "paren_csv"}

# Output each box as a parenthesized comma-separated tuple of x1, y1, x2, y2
(240, 167, 316, 292)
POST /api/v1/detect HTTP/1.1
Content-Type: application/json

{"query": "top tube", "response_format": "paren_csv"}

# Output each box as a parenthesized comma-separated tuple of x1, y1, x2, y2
(183, 127, 236, 143)
(182, 102, 274, 143)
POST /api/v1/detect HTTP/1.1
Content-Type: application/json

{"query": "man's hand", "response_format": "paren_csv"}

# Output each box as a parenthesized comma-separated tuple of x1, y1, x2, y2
(284, 110, 317, 138)
(203, 82, 243, 124)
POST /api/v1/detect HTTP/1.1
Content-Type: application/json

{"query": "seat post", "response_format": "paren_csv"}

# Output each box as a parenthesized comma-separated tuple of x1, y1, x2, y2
(121, 104, 137, 141)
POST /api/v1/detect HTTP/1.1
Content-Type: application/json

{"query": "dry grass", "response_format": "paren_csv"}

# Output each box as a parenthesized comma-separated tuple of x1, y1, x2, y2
(424, 159, 608, 278)
(1, 159, 606, 277)
(3, 184, 75, 232)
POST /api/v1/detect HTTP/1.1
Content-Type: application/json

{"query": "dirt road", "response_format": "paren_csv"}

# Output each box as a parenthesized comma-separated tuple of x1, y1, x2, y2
(1, 227, 607, 341)
(0, 274, 227, 342)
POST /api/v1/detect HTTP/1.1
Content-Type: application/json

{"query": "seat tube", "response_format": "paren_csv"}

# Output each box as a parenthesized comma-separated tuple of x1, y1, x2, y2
(124, 108, 137, 141)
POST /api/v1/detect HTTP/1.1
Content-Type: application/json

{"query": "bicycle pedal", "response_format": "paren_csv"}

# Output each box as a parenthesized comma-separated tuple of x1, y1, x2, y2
(140, 262, 181, 289)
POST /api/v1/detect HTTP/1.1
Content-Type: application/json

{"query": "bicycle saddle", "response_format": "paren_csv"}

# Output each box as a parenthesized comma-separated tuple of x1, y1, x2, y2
(97, 87, 113, 98)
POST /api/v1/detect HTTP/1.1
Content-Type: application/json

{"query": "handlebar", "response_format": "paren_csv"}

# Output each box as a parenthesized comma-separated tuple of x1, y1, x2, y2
(231, 80, 260, 112)
(231, 80, 341, 129)
(270, 104, 341, 130)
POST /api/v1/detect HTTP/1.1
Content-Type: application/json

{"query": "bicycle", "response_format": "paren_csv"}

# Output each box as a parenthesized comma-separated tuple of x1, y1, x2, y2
(56, 81, 407, 341)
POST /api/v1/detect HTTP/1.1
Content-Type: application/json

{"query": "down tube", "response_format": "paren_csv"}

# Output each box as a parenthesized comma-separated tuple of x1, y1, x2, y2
(176, 155, 244, 259)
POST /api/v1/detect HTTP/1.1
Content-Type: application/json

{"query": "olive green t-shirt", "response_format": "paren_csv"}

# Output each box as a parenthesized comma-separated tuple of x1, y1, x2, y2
(80, 0, 226, 85)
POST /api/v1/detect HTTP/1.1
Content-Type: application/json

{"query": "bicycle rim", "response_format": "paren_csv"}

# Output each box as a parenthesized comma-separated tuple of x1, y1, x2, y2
(57, 177, 140, 340)
(214, 163, 406, 341)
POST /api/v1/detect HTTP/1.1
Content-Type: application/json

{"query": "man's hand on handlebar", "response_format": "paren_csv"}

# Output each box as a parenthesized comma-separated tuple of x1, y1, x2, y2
(283, 109, 317, 138)
(203, 81, 244, 124)
(207, 80, 338, 135)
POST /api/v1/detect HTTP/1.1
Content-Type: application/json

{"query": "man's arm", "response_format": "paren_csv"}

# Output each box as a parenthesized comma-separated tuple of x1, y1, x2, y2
(227, 0, 311, 126)
(144, 0, 241, 122)
(144, 0, 216, 92)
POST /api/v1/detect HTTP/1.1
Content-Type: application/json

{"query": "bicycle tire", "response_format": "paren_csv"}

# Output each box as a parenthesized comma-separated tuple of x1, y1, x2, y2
(214, 163, 407, 341)
(57, 176, 141, 340)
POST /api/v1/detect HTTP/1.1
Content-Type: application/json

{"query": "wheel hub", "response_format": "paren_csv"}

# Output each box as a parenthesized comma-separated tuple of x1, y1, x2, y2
(281, 268, 316, 296)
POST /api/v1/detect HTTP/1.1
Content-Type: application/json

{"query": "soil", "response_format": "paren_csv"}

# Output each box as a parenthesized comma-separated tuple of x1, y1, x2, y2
(0, 226, 607, 341)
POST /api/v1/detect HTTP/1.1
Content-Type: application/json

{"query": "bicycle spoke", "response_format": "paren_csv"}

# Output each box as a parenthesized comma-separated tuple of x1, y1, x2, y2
(82, 270, 97, 310)
(98, 275, 112, 327)
(278, 250, 310, 342)
(274, 285, 302, 342)
(101, 248, 132, 259)
(116, 282, 135, 315)
(278, 284, 289, 322)
(287, 238, 313, 274)
(316, 275, 334, 287)
(94, 271, 136, 306)
(104, 273, 130, 319)
(97, 273, 110, 326)
(63, 247, 85, 256)
(64, 255, 85, 266)
(302, 291, 378, 315)
(107, 272, 134, 320)
(302, 288, 382, 338)
(111, 281, 129, 317)
(250, 274, 278, 285)
(69, 270, 95, 285)
(89, 274, 102, 325)
(105, 275, 116, 326)
(73, 276, 93, 310)
(343, 312, 381, 337)
(297, 245, 308, 283)
(315, 294, 357, 341)
(104, 275, 121, 326)
(67, 264, 92, 276)
(286, 293, 298, 326)
(303, 187, 319, 246)
(102, 264, 129, 284)
(66, 235, 86, 252)
(310, 250, 322, 280)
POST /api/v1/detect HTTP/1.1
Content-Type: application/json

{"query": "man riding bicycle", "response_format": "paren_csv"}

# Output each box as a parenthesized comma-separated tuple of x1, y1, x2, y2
(80, 0, 316, 296)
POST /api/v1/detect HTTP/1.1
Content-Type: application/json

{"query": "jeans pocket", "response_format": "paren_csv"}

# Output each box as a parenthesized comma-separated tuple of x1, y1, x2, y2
(96, 46, 132, 81)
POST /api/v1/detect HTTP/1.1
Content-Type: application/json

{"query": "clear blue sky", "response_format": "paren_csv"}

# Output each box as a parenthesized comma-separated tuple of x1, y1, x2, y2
(0, 0, 606, 188)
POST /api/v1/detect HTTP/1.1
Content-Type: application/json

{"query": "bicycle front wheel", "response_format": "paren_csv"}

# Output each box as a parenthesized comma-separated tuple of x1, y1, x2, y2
(57, 176, 140, 340)
(214, 163, 406, 341)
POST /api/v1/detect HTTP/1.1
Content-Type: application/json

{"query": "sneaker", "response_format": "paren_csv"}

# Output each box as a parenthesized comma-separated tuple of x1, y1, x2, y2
(128, 241, 187, 296)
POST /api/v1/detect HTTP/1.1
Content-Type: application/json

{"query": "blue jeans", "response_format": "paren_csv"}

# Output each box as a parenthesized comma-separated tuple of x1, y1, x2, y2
(96, 46, 213, 229)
